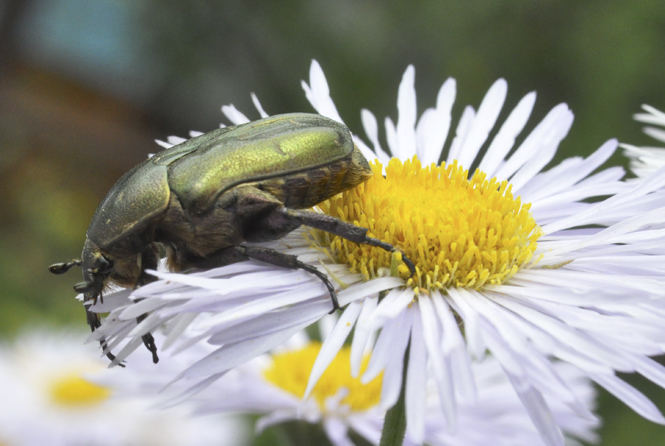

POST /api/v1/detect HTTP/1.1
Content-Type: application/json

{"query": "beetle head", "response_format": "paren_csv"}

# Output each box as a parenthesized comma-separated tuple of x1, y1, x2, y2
(76, 238, 114, 304)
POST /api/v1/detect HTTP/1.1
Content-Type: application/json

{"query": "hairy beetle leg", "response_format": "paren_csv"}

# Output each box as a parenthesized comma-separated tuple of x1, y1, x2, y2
(134, 268, 161, 364)
(135, 312, 159, 364)
(235, 245, 341, 313)
(277, 208, 417, 278)
(185, 245, 341, 312)
(86, 305, 125, 367)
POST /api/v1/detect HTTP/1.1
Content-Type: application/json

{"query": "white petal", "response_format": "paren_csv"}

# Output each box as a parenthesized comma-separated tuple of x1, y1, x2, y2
(160, 372, 227, 409)
(302, 60, 344, 123)
(492, 295, 634, 371)
(418, 297, 456, 430)
(446, 106, 475, 165)
(337, 277, 404, 307)
(447, 288, 486, 360)
(165, 136, 186, 145)
(221, 104, 250, 124)
(522, 138, 618, 201)
(119, 297, 171, 320)
(322, 418, 355, 446)
(405, 308, 428, 443)
(634, 356, 665, 393)
(456, 79, 507, 169)
(644, 126, 665, 143)
(155, 139, 173, 149)
(350, 296, 379, 378)
(88, 289, 133, 313)
(418, 77, 456, 166)
(591, 372, 665, 424)
(251, 93, 269, 118)
(635, 104, 665, 126)
(494, 103, 572, 181)
(385, 116, 398, 158)
(347, 416, 382, 445)
(162, 313, 199, 350)
(481, 320, 564, 446)
(206, 301, 326, 346)
(396, 65, 418, 159)
(510, 111, 574, 192)
(366, 288, 414, 329)
(128, 311, 168, 337)
(302, 301, 363, 400)
(361, 109, 391, 164)
(504, 369, 565, 446)
(478, 91, 536, 177)
(541, 166, 665, 234)
(378, 309, 413, 410)
(180, 321, 308, 379)
(432, 293, 476, 402)
(109, 336, 144, 367)
(362, 313, 402, 384)
(255, 410, 299, 433)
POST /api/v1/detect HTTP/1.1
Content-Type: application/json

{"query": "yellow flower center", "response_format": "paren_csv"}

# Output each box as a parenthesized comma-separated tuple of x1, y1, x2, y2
(262, 342, 382, 412)
(315, 156, 542, 290)
(49, 373, 112, 407)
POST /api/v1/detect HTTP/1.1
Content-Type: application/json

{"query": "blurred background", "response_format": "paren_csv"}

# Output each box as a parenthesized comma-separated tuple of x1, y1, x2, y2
(1, 0, 664, 444)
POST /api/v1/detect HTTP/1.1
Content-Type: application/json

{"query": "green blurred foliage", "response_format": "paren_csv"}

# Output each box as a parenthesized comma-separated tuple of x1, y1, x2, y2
(1, 0, 665, 444)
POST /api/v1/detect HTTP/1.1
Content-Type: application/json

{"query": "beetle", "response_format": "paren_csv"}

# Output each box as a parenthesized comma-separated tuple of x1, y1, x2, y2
(50, 113, 415, 364)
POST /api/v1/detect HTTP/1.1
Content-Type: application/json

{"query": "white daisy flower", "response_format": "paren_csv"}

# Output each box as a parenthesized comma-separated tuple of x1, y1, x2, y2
(0, 330, 247, 446)
(91, 61, 665, 446)
(94, 328, 600, 446)
(621, 105, 665, 177)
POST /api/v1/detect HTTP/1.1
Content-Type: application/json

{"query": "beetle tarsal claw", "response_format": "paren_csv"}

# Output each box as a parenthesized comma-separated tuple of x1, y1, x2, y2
(397, 250, 416, 278)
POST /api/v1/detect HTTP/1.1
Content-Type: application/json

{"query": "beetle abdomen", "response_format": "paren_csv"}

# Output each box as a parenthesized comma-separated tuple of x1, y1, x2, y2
(258, 146, 372, 209)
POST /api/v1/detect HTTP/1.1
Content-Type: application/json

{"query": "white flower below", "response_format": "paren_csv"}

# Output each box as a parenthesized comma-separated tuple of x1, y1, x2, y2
(89, 60, 665, 446)
(621, 105, 665, 177)
(0, 330, 247, 446)
(94, 328, 600, 446)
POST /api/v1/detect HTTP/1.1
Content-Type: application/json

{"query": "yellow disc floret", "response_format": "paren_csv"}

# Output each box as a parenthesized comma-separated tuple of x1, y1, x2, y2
(263, 342, 381, 412)
(49, 373, 112, 407)
(314, 156, 542, 290)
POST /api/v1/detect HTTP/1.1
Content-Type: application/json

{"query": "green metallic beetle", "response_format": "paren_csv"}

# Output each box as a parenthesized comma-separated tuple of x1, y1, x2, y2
(50, 113, 415, 364)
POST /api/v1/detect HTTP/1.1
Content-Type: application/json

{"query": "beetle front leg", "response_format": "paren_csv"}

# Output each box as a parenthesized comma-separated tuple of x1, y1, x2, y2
(133, 250, 160, 364)
(276, 208, 416, 277)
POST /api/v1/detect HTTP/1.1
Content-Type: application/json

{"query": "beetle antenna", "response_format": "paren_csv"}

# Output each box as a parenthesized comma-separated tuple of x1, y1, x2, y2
(49, 260, 81, 275)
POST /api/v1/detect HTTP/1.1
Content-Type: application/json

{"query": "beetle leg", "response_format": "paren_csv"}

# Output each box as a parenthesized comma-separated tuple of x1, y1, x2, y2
(235, 245, 341, 312)
(276, 208, 417, 277)
(134, 312, 159, 364)
(132, 250, 161, 364)
(183, 246, 341, 312)
(86, 307, 125, 366)
(74, 280, 125, 367)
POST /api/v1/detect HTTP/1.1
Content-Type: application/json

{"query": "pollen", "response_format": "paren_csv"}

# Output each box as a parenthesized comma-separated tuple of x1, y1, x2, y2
(262, 342, 382, 412)
(49, 373, 112, 407)
(314, 156, 542, 290)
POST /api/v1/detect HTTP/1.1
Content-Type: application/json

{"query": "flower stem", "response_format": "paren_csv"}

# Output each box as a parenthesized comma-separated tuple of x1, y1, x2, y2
(379, 341, 410, 446)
